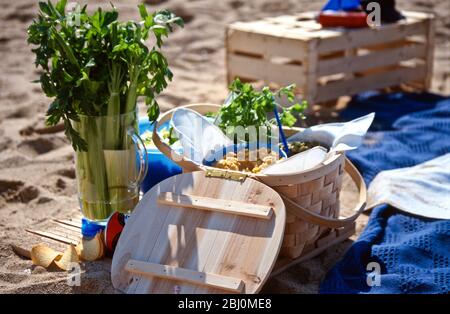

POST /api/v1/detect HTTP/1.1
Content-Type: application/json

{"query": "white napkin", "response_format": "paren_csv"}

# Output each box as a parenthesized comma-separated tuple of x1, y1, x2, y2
(261, 113, 374, 175)
(170, 108, 232, 164)
(261, 146, 328, 175)
(368, 153, 450, 219)
(287, 113, 375, 152)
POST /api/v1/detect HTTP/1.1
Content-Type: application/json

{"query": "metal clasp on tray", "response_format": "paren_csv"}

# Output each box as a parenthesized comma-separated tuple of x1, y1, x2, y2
(205, 168, 247, 182)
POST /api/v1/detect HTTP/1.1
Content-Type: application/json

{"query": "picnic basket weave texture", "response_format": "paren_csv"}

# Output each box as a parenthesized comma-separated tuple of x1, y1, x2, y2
(271, 157, 345, 257)
(152, 104, 366, 259)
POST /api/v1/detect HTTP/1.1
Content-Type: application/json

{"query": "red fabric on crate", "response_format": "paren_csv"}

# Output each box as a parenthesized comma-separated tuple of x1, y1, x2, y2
(319, 11, 368, 28)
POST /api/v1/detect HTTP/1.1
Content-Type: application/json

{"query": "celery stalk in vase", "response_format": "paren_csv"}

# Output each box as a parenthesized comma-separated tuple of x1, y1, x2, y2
(27, 1, 183, 221)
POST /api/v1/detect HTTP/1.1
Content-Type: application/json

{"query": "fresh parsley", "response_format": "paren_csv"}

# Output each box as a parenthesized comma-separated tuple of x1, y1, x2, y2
(217, 78, 307, 141)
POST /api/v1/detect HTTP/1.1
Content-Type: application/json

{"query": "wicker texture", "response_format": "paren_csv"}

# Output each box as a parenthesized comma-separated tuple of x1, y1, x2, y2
(273, 155, 345, 258)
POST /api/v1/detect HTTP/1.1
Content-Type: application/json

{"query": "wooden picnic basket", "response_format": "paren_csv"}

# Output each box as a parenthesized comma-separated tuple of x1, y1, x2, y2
(152, 103, 366, 260)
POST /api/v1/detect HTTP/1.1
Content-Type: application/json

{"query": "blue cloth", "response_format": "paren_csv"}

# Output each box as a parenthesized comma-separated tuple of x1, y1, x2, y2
(322, 0, 361, 11)
(346, 94, 450, 185)
(319, 92, 450, 294)
(320, 204, 450, 294)
(341, 91, 446, 131)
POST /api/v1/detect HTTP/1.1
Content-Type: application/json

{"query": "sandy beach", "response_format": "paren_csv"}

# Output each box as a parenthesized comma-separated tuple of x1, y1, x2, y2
(0, 0, 448, 293)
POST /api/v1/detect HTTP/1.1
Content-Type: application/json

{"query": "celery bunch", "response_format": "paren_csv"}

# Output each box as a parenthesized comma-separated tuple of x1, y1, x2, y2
(28, 1, 183, 220)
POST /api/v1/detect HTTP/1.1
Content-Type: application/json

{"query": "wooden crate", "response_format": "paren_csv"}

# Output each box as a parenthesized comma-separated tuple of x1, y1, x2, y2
(226, 11, 435, 104)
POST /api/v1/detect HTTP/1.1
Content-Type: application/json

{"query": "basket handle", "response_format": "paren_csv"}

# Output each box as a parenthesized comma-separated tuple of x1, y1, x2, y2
(281, 158, 367, 229)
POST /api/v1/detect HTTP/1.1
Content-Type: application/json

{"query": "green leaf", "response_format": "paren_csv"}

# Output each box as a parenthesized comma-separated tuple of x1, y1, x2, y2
(138, 4, 148, 19)
(289, 101, 307, 114)
(39, 2, 53, 16)
(55, 0, 67, 16)
(103, 10, 118, 26)
(50, 26, 80, 69)
(40, 73, 57, 97)
(173, 17, 184, 27)
(147, 99, 160, 123)
(280, 111, 297, 127)
(63, 70, 74, 82)
(85, 58, 96, 68)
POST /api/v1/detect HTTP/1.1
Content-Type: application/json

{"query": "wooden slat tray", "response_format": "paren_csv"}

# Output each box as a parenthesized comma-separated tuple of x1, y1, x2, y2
(111, 171, 286, 294)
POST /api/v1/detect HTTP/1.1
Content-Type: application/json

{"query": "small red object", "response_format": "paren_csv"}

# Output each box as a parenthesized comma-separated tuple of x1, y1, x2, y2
(105, 212, 126, 253)
(319, 10, 368, 28)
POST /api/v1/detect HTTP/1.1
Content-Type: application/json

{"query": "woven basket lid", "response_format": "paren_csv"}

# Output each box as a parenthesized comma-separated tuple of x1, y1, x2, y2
(111, 171, 286, 294)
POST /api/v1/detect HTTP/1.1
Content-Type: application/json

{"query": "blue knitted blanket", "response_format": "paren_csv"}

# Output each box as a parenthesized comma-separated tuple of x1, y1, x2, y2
(320, 93, 450, 294)
(346, 93, 450, 185)
(320, 204, 450, 293)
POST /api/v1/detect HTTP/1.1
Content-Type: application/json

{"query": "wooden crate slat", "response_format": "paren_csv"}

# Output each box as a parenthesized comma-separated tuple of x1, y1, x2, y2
(317, 43, 427, 76)
(264, 15, 299, 25)
(264, 16, 322, 30)
(229, 21, 313, 40)
(229, 21, 338, 41)
(315, 65, 427, 102)
(316, 19, 428, 53)
(53, 218, 82, 229)
(297, 11, 317, 20)
(295, 21, 323, 30)
(227, 53, 306, 87)
(227, 28, 308, 61)
(402, 11, 434, 20)
(50, 224, 83, 240)
(52, 220, 83, 233)
(26, 229, 80, 246)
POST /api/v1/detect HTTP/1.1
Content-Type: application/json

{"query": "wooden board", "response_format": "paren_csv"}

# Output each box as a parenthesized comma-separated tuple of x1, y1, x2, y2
(315, 18, 428, 53)
(315, 65, 426, 102)
(227, 54, 306, 87)
(316, 42, 427, 76)
(158, 192, 274, 219)
(111, 171, 286, 294)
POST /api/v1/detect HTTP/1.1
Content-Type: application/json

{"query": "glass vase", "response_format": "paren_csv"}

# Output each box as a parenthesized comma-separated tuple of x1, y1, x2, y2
(71, 111, 148, 222)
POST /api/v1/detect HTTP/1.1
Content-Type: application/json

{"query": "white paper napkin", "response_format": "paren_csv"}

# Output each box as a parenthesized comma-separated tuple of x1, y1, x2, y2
(287, 113, 375, 152)
(171, 108, 232, 164)
(261, 146, 328, 175)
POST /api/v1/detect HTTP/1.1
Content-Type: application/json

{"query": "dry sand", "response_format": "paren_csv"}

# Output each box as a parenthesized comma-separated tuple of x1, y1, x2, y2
(0, 0, 448, 294)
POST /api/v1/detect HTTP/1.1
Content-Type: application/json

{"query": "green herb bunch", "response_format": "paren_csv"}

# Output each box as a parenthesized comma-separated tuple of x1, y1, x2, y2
(27, 1, 183, 151)
(217, 78, 308, 140)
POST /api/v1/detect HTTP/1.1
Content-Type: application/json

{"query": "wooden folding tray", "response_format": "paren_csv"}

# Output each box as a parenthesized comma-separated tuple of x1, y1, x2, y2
(111, 171, 286, 294)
